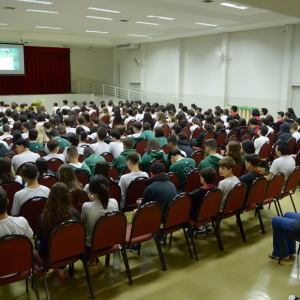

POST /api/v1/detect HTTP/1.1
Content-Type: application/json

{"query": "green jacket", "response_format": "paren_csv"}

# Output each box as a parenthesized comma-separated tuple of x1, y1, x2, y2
(111, 149, 141, 179)
(53, 136, 70, 149)
(70, 162, 92, 180)
(199, 154, 223, 169)
(142, 130, 155, 141)
(141, 150, 169, 172)
(242, 154, 247, 163)
(132, 133, 146, 146)
(29, 141, 44, 152)
(84, 154, 105, 176)
(169, 158, 196, 193)
(155, 137, 168, 147)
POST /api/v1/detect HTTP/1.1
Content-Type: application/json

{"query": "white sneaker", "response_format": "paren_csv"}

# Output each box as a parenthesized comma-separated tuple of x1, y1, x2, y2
(288, 295, 299, 300)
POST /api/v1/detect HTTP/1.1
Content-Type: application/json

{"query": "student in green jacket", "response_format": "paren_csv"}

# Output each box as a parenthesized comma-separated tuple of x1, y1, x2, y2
(154, 127, 168, 147)
(169, 148, 196, 193)
(141, 122, 155, 141)
(29, 129, 44, 152)
(44, 129, 70, 154)
(199, 139, 223, 169)
(129, 122, 146, 146)
(83, 147, 105, 176)
(241, 139, 255, 163)
(111, 137, 141, 179)
(141, 139, 169, 172)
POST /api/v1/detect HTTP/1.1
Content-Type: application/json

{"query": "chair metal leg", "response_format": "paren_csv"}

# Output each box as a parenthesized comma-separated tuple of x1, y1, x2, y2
(256, 207, 265, 234)
(236, 213, 246, 242)
(42, 272, 50, 300)
(277, 200, 284, 217)
(83, 261, 95, 299)
(164, 234, 167, 245)
(268, 203, 272, 210)
(26, 277, 28, 292)
(212, 221, 224, 251)
(168, 233, 173, 247)
(121, 249, 132, 285)
(154, 235, 167, 271)
(69, 263, 74, 277)
(278, 236, 288, 265)
(32, 273, 40, 300)
(105, 254, 110, 266)
(183, 228, 193, 259)
(138, 244, 141, 256)
(290, 194, 297, 213)
(189, 228, 198, 261)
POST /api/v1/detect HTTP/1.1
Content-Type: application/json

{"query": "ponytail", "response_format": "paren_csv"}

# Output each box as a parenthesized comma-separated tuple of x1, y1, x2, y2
(192, 117, 201, 127)
(89, 175, 109, 209)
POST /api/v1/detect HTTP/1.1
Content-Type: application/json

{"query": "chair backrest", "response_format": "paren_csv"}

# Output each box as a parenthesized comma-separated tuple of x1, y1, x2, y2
(181, 128, 191, 141)
(34, 150, 47, 157)
(2, 137, 13, 145)
(161, 125, 170, 138)
(0, 234, 34, 277)
(91, 211, 127, 256)
(1, 181, 23, 213)
(109, 166, 119, 180)
(221, 183, 247, 215)
(295, 150, 300, 167)
(109, 183, 121, 208)
(135, 139, 148, 156)
(241, 134, 252, 142)
(183, 169, 201, 193)
(191, 150, 204, 166)
(267, 132, 275, 144)
(295, 139, 300, 155)
(127, 119, 135, 131)
(78, 154, 84, 163)
(85, 137, 93, 144)
(70, 189, 89, 215)
(192, 127, 203, 139)
(17, 162, 31, 176)
(102, 115, 110, 124)
(123, 177, 148, 212)
(228, 129, 238, 139)
(75, 171, 89, 187)
(3, 154, 15, 160)
(271, 124, 278, 132)
(20, 197, 47, 234)
(233, 161, 243, 178)
(162, 144, 170, 155)
(57, 148, 65, 154)
(38, 175, 58, 189)
(129, 202, 162, 242)
(283, 166, 300, 194)
(148, 159, 166, 176)
(239, 128, 249, 141)
(288, 137, 297, 155)
(90, 113, 98, 122)
(214, 167, 224, 186)
(216, 131, 227, 147)
(47, 158, 64, 173)
(243, 177, 268, 210)
(201, 132, 215, 147)
(167, 172, 180, 191)
(164, 194, 191, 231)
(102, 152, 114, 163)
(264, 172, 285, 200)
(74, 109, 80, 117)
(48, 221, 86, 266)
(227, 135, 239, 143)
(195, 188, 222, 227)
(258, 142, 272, 160)
(113, 119, 124, 127)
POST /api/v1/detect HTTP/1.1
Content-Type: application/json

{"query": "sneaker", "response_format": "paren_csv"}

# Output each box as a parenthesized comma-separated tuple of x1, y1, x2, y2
(205, 224, 213, 234)
(288, 296, 300, 300)
(127, 245, 139, 254)
(159, 236, 165, 245)
(196, 226, 206, 237)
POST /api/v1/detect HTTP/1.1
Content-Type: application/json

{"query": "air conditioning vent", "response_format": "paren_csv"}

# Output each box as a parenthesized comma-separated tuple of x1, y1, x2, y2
(117, 43, 140, 50)
(202, 0, 214, 3)
(3, 7, 16, 10)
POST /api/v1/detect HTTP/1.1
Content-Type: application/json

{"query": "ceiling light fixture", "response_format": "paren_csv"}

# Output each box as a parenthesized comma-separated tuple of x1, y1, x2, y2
(18, 0, 53, 4)
(220, 2, 248, 9)
(86, 7, 120, 13)
(128, 34, 148, 37)
(35, 26, 62, 29)
(25, 9, 58, 13)
(0, 23, 8, 25)
(146, 15, 174, 20)
(0, 28, 18, 30)
(85, 16, 113, 20)
(85, 30, 108, 33)
(135, 21, 159, 25)
(194, 22, 218, 26)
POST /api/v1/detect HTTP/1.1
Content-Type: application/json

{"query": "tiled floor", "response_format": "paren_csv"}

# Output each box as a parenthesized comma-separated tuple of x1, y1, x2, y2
(1, 193, 300, 300)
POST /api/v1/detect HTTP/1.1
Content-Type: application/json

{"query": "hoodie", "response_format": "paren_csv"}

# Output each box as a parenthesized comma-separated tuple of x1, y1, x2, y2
(277, 122, 292, 142)
(199, 154, 223, 169)
(53, 114, 60, 125)
(177, 140, 193, 158)
(231, 113, 241, 120)
(111, 149, 141, 179)
(138, 173, 177, 217)
(141, 150, 169, 172)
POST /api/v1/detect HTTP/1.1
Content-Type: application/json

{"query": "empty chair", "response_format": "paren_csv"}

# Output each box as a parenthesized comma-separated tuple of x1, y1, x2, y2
(47, 158, 64, 173)
(109, 166, 119, 181)
(191, 150, 204, 166)
(226, 136, 238, 144)
(1, 181, 23, 214)
(183, 169, 201, 193)
(102, 152, 114, 163)
(135, 139, 148, 156)
(2, 137, 13, 146)
(126, 120, 135, 131)
(167, 172, 180, 191)
(38, 175, 58, 190)
(75, 171, 89, 187)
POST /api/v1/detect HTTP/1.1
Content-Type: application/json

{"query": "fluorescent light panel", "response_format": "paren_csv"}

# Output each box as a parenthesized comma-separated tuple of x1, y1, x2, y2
(25, 9, 58, 13)
(85, 16, 113, 20)
(0, 23, 8, 25)
(136, 21, 159, 25)
(195, 22, 218, 26)
(86, 7, 120, 13)
(85, 30, 108, 33)
(18, 0, 53, 4)
(146, 15, 174, 20)
(0, 28, 18, 30)
(128, 34, 147, 37)
(35, 26, 61, 29)
(220, 2, 248, 9)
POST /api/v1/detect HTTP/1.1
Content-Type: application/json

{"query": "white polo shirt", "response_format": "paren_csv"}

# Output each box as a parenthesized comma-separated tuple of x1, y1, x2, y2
(11, 151, 40, 172)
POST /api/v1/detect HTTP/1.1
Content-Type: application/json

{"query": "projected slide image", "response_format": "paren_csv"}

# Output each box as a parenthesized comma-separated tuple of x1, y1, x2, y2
(0, 47, 20, 70)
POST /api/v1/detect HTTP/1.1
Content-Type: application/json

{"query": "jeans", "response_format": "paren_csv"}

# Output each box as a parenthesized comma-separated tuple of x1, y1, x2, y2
(272, 212, 300, 257)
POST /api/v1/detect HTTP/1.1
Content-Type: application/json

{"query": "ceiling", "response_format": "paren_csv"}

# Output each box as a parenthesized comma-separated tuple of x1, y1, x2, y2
(0, 0, 299, 48)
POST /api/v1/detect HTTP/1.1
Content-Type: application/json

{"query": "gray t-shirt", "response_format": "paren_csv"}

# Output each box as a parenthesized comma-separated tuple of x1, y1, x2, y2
(218, 176, 240, 209)
(44, 153, 66, 163)
(90, 142, 110, 156)
(11, 151, 40, 172)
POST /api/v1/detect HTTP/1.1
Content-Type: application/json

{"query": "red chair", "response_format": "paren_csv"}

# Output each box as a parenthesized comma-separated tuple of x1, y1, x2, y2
(0, 234, 39, 299)
(126, 120, 135, 131)
(187, 188, 223, 260)
(113, 119, 124, 127)
(102, 152, 114, 163)
(74, 109, 80, 117)
(288, 137, 297, 155)
(216, 131, 226, 148)
(226, 135, 238, 143)
(70, 190, 89, 215)
(185, 123, 192, 129)
(38, 175, 58, 189)
(263, 172, 285, 216)
(2, 137, 13, 146)
(227, 129, 238, 140)
(148, 159, 166, 176)
(109, 166, 119, 181)
(233, 161, 243, 178)
(161, 194, 193, 258)
(271, 124, 278, 133)
(192, 127, 203, 139)
(90, 113, 98, 122)
(135, 139, 148, 156)
(167, 172, 180, 191)
(1, 181, 23, 214)
(47, 158, 64, 173)
(123, 176, 148, 212)
(101, 115, 110, 124)
(259, 142, 272, 161)
(241, 134, 252, 142)
(20, 197, 47, 235)
(75, 171, 89, 187)
(88, 211, 132, 284)
(182, 128, 191, 142)
(78, 154, 84, 163)
(295, 150, 300, 167)
(125, 202, 166, 276)
(34, 220, 94, 300)
(267, 132, 275, 144)
(217, 183, 247, 248)
(294, 139, 300, 155)
(239, 128, 248, 142)
(85, 137, 93, 144)
(34, 150, 47, 157)
(109, 183, 121, 208)
(242, 177, 268, 233)
(191, 150, 204, 167)
(57, 148, 65, 154)
(162, 144, 170, 155)
(183, 169, 201, 193)
(161, 125, 170, 138)
(214, 167, 224, 186)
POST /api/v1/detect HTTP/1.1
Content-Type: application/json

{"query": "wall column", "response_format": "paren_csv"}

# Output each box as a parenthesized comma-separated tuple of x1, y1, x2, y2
(140, 44, 147, 91)
(220, 32, 230, 108)
(175, 38, 184, 98)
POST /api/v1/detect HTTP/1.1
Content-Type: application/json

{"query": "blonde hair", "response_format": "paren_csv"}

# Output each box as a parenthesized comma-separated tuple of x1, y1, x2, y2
(157, 112, 168, 124)
(36, 125, 49, 144)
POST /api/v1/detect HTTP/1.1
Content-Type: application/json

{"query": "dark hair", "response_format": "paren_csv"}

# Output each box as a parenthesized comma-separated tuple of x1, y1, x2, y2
(77, 116, 85, 125)
(15, 138, 30, 148)
(200, 167, 217, 184)
(276, 140, 289, 155)
(133, 122, 142, 131)
(111, 129, 121, 140)
(23, 122, 32, 131)
(43, 122, 50, 130)
(50, 129, 59, 137)
(231, 106, 237, 113)
(168, 148, 181, 161)
(238, 118, 246, 127)
(126, 108, 133, 116)
(242, 140, 255, 154)
(154, 127, 164, 138)
(291, 123, 298, 131)
(172, 125, 181, 135)
(150, 162, 165, 175)
(228, 120, 236, 130)
(94, 161, 114, 185)
(83, 147, 95, 160)
(249, 118, 259, 126)
(285, 112, 292, 119)
(11, 121, 22, 134)
(288, 108, 295, 115)
(36, 114, 46, 122)
(89, 175, 109, 209)
(79, 131, 87, 142)
(227, 141, 243, 162)
(295, 118, 300, 125)
(0, 101, 4, 107)
(277, 111, 284, 118)
(245, 153, 260, 167)
(63, 100, 68, 105)
(252, 109, 260, 117)
(143, 112, 153, 127)
(214, 111, 221, 117)
(146, 139, 162, 154)
(167, 135, 178, 146)
(2, 125, 10, 133)
(178, 132, 187, 140)
(261, 118, 269, 126)
(29, 129, 38, 141)
(67, 146, 78, 158)
(47, 140, 60, 152)
(97, 127, 107, 140)
(122, 137, 134, 149)
(35, 158, 48, 176)
(259, 125, 268, 136)
(266, 115, 274, 123)
(68, 134, 79, 147)
(262, 108, 268, 115)
(0, 189, 8, 214)
(0, 157, 16, 183)
(18, 115, 27, 124)
(22, 163, 38, 179)
(204, 123, 212, 131)
(126, 152, 139, 165)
